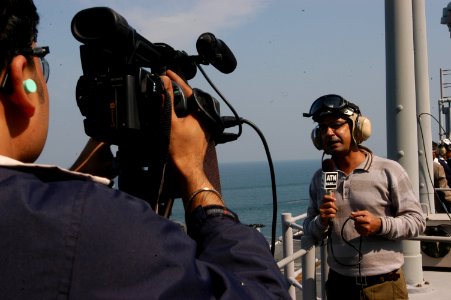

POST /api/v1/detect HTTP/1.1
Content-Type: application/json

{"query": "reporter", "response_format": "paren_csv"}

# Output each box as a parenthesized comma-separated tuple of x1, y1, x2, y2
(303, 94, 425, 299)
(0, 1, 289, 298)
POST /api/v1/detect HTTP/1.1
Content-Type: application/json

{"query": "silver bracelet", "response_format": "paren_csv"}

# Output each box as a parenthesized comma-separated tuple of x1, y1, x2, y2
(187, 187, 223, 209)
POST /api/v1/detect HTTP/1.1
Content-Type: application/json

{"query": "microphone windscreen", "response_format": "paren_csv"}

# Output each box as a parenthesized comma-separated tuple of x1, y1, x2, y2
(196, 32, 237, 74)
(322, 158, 335, 172)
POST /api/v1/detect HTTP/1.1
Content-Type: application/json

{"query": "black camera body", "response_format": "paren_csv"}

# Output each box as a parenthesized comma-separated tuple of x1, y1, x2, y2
(71, 7, 236, 209)
(72, 6, 233, 159)
(72, 7, 201, 163)
(75, 46, 169, 163)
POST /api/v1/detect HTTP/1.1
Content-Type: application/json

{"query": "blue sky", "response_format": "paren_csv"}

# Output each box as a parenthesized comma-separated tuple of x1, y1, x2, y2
(34, 0, 451, 167)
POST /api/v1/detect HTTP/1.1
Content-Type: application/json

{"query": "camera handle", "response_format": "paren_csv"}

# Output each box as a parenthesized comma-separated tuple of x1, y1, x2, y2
(157, 140, 221, 218)
(115, 139, 221, 218)
(116, 86, 222, 218)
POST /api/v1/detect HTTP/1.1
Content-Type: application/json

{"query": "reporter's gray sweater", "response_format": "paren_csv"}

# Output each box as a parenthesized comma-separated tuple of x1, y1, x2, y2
(303, 148, 426, 277)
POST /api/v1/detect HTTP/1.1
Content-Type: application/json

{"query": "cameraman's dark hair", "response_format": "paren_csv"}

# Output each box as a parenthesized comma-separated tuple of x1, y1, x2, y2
(0, 0, 39, 69)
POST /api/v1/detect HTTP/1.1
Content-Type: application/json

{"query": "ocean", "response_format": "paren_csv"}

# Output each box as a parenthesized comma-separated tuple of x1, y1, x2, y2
(169, 159, 321, 239)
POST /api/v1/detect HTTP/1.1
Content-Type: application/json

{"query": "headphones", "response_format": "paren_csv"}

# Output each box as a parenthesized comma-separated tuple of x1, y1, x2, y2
(311, 113, 372, 150)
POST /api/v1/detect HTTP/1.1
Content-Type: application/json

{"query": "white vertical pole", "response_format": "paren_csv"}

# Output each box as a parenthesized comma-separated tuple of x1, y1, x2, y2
(282, 213, 296, 299)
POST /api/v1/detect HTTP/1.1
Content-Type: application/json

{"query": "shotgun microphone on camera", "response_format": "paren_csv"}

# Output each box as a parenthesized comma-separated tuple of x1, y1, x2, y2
(196, 32, 237, 74)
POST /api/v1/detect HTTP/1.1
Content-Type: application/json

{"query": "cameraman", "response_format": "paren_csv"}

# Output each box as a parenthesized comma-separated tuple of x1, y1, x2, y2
(0, 1, 289, 299)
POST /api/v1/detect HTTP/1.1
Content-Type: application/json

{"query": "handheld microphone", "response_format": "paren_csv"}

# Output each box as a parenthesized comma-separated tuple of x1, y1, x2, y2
(322, 159, 338, 195)
(322, 158, 337, 225)
(196, 32, 237, 74)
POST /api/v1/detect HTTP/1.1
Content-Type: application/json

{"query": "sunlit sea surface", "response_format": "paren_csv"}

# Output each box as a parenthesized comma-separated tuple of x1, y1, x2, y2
(170, 159, 321, 238)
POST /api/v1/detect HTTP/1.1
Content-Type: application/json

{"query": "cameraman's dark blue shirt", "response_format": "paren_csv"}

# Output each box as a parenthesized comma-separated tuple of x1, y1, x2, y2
(0, 159, 289, 299)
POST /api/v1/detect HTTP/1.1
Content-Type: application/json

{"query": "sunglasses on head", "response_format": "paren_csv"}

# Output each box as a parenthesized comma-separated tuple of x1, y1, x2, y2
(303, 94, 360, 119)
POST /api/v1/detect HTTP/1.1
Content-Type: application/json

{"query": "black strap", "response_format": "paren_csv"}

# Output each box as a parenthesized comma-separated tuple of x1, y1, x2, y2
(150, 85, 173, 213)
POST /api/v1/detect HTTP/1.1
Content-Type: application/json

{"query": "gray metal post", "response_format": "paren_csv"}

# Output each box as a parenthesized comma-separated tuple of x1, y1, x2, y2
(384, 0, 424, 286)
(281, 213, 296, 299)
(413, 0, 434, 213)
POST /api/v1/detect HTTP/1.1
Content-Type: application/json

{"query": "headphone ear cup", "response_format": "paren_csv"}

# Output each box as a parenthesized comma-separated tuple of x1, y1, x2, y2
(354, 116, 372, 144)
(311, 126, 323, 150)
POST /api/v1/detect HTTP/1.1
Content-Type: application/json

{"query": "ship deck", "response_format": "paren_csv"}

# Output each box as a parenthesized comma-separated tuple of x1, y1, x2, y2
(409, 268, 451, 300)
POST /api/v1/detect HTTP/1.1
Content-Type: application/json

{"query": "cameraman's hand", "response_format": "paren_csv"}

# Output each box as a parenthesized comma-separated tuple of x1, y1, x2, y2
(162, 70, 223, 211)
(164, 70, 205, 175)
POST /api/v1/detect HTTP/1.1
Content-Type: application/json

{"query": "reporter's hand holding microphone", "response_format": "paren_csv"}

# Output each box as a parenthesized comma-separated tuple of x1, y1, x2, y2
(320, 159, 338, 227)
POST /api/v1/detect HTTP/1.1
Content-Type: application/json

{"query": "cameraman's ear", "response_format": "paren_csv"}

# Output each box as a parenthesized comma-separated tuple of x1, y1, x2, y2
(5, 55, 36, 118)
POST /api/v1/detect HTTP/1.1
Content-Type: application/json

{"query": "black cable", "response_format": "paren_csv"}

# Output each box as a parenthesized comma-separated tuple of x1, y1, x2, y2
(328, 218, 367, 299)
(196, 66, 278, 255)
(231, 119, 277, 256)
(320, 153, 362, 266)
(196, 64, 242, 138)
(328, 217, 363, 267)
(418, 112, 447, 139)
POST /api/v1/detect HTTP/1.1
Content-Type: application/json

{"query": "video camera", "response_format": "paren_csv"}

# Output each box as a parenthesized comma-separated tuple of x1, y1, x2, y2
(71, 7, 237, 212)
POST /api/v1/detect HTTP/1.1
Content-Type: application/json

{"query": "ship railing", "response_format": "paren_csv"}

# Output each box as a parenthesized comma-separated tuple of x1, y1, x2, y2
(277, 212, 325, 300)
(277, 211, 451, 300)
(411, 235, 451, 242)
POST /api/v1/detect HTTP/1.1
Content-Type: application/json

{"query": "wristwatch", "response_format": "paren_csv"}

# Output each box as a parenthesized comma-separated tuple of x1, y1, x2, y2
(186, 205, 239, 238)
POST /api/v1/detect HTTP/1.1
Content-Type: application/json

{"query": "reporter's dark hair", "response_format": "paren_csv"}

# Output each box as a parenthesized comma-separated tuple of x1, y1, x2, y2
(0, 0, 39, 69)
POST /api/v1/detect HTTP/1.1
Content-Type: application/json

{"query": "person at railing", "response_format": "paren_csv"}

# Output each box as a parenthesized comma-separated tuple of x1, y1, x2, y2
(433, 141, 451, 213)
(302, 94, 426, 300)
(433, 161, 451, 212)
(434, 139, 451, 186)
(0, 1, 290, 298)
